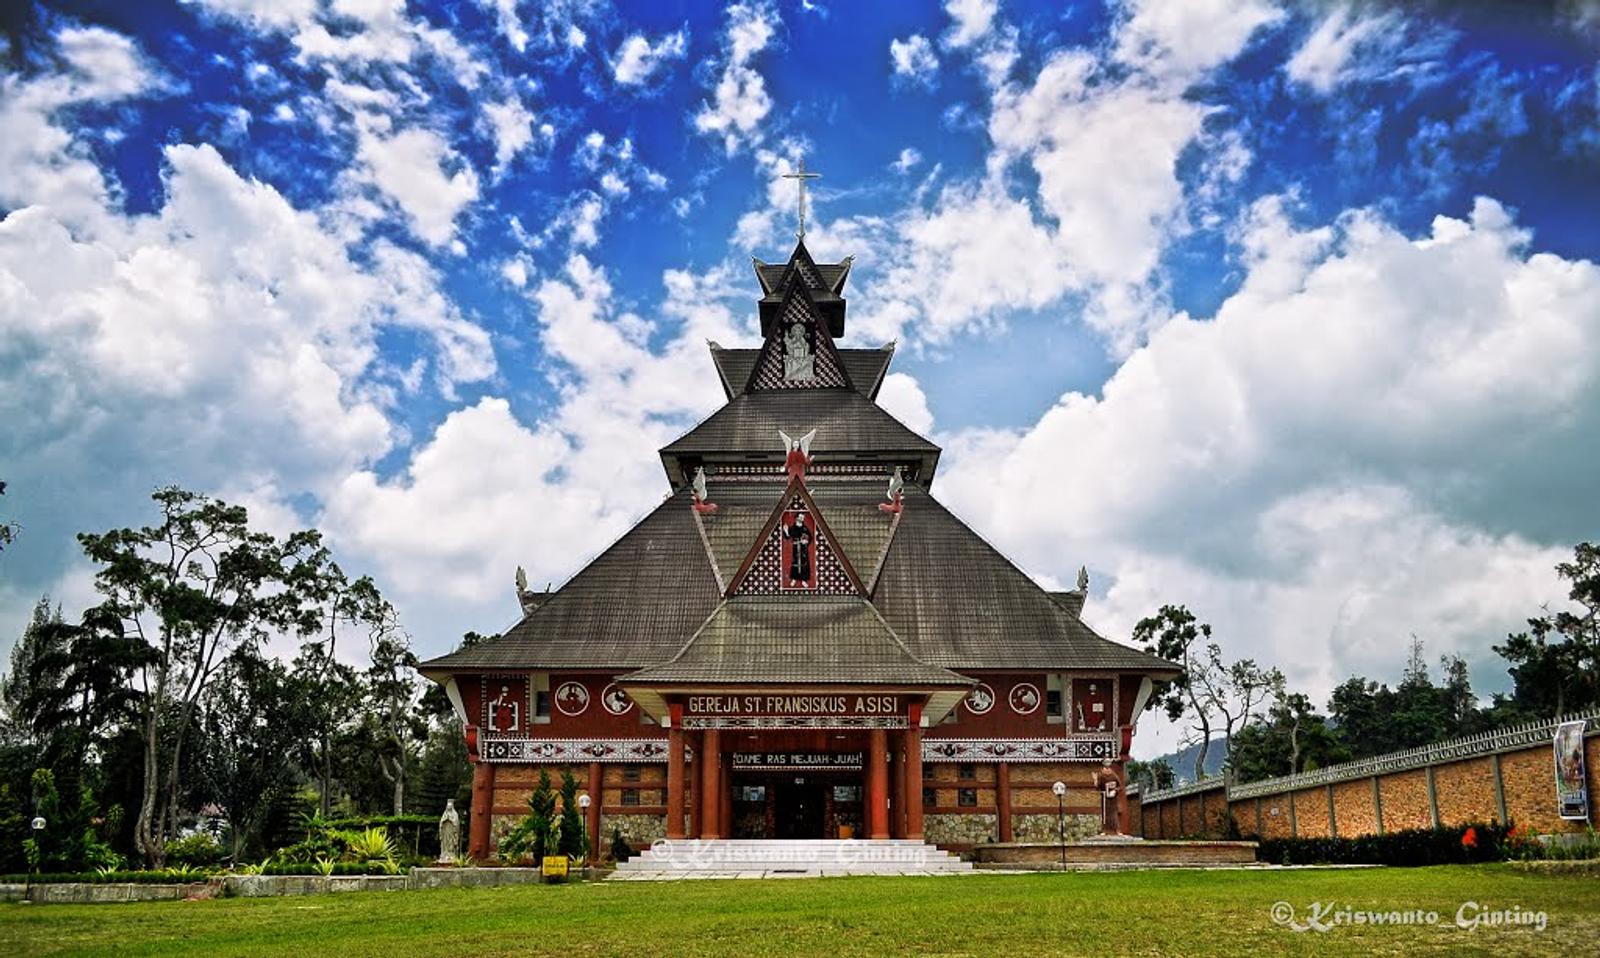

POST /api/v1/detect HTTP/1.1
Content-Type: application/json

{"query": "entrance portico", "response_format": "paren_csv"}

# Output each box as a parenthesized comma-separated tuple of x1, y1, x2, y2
(632, 693, 950, 842)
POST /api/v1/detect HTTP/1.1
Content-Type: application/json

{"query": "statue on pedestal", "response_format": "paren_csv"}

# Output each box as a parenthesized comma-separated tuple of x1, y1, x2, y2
(1093, 759, 1125, 836)
(438, 798, 461, 863)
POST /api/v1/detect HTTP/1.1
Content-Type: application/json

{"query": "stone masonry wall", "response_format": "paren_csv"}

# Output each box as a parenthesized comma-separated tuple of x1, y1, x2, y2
(1330, 779, 1378, 836)
(1012, 812, 1101, 843)
(1137, 719, 1600, 841)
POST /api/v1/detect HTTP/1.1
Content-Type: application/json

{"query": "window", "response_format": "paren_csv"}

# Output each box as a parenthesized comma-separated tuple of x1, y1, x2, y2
(738, 786, 766, 802)
(957, 763, 976, 781)
(622, 764, 641, 783)
(922, 787, 936, 808)
(532, 674, 551, 724)
(1047, 674, 1063, 724)
(922, 762, 934, 780)
(958, 788, 977, 807)
(833, 785, 861, 802)
(621, 789, 640, 807)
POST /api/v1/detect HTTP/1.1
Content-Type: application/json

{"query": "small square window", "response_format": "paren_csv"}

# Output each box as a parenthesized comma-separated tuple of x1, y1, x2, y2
(922, 762, 934, 779)
(621, 789, 640, 807)
(833, 785, 861, 802)
(623, 764, 641, 782)
(922, 787, 936, 808)
(958, 788, 977, 807)
(957, 763, 976, 781)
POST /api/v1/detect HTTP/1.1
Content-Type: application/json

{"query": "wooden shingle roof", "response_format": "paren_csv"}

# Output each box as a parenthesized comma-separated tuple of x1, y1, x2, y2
(620, 596, 971, 687)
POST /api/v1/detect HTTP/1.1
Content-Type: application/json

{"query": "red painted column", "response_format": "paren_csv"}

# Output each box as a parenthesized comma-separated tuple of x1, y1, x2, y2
(666, 708, 686, 840)
(469, 760, 495, 860)
(904, 704, 924, 840)
(889, 733, 904, 839)
(700, 728, 722, 838)
(587, 761, 603, 859)
(689, 734, 702, 838)
(996, 761, 1013, 843)
(868, 727, 890, 840)
(719, 751, 733, 837)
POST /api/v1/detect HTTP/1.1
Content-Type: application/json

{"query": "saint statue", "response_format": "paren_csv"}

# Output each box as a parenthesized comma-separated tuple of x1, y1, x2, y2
(437, 798, 461, 863)
(783, 511, 813, 586)
(782, 320, 814, 381)
(1093, 760, 1125, 835)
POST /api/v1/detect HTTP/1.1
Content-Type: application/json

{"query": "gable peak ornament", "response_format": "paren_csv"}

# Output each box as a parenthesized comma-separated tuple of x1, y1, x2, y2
(515, 566, 542, 615)
(691, 466, 718, 515)
(779, 428, 816, 479)
(781, 156, 821, 240)
(1077, 565, 1089, 593)
(878, 465, 905, 514)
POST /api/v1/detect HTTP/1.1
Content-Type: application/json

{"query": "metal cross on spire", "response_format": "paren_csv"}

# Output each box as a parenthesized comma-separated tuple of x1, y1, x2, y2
(781, 157, 821, 240)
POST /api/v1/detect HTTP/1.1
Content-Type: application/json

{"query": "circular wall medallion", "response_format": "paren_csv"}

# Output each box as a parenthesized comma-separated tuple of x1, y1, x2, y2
(1009, 682, 1041, 715)
(555, 681, 590, 716)
(601, 683, 634, 715)
(964, 683, 995, 715)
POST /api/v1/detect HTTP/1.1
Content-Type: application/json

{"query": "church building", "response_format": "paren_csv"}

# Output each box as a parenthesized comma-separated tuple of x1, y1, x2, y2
(421, 227, 1178, 859)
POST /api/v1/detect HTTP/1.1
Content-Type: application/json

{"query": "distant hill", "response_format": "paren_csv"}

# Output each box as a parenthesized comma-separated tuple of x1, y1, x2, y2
(1148, 738, 1228, 784)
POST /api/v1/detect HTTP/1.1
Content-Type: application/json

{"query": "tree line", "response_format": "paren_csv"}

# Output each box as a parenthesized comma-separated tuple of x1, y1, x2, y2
(1128, 542, 1600, 791)
(0, 487, 476, 872)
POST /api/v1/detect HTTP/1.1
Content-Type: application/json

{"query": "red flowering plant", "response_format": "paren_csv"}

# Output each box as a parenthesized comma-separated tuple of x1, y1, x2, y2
(1461, 826, 1478, 849)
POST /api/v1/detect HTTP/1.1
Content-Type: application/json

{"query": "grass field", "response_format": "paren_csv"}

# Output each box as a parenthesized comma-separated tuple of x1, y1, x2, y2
(4, 865, 1596, 957)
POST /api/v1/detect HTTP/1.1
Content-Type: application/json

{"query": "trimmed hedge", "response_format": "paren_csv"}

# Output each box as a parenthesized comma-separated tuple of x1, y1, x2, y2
(1256, 822, 1512, 866)
(261, 861, 397, 876)
(0, 871, 212, 884)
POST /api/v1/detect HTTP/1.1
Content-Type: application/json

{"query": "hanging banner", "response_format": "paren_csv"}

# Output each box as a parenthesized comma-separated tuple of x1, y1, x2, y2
(1554, 720, 1590, 821)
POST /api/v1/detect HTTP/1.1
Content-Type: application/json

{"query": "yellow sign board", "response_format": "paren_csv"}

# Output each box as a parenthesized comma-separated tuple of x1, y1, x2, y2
(542, 855, 570, 878)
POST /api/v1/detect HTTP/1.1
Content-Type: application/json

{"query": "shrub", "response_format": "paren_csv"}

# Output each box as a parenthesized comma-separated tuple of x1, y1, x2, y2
(344, 827, 396, 863)
(610, 828, 632, 863)
(498, 770, 556, 864)
(1255, 822, 1512, 866)
(557, 770, 588, 861)
(166, 831, 224, 867)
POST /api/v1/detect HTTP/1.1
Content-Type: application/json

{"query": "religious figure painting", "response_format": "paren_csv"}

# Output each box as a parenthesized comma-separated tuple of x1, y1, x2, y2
(782, 319, 814, 381)
(781, 509, 815, 588)
(487, 682, 523, 733)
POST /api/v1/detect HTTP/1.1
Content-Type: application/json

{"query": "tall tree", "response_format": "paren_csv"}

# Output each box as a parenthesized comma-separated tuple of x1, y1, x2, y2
(198, 649, 310, 860)
(77, 486, 336, 866)
(1134, 605, 1218, 781)
(363, 603, 424, 815)
(1494, 542, 1600, 719)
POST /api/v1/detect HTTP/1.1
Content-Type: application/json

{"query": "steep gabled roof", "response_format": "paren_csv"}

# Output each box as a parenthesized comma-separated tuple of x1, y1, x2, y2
(418, 491, 719, 672)
(658, 389, 941, 488)
(710, 343, 895, 401)
(873, 488, 1180, 673)
(619, 596, 971, 687)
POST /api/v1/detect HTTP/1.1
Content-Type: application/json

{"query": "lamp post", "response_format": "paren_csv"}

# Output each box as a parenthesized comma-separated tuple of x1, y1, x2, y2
(577, 794, 592, 868)
(26, 816, 45, 901)
(1051, 782, 1066, 869)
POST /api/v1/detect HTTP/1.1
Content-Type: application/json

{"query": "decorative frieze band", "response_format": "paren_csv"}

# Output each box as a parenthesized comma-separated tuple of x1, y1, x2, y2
(680, 715, 909, 730)
(479, 738, 676, 764)
(922, 736, 1119, 763)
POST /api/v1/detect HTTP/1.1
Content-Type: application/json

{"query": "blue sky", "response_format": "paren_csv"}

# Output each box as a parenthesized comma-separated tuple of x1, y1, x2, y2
(3, 0, 1600, 755)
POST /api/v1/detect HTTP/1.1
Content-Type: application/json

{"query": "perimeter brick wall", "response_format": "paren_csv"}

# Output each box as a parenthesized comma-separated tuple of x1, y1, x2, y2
(1135, 711, 1600, 840)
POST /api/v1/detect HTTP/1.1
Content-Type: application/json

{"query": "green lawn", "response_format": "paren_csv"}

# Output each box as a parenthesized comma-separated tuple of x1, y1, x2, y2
(4, 866, 1596, 957)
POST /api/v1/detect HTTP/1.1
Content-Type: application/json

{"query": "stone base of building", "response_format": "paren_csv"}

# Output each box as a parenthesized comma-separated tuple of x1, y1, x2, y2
(972, 839, 1259, 867)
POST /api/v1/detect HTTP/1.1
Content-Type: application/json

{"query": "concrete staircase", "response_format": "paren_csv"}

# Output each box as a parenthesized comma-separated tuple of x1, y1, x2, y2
(609, 839, 974, 879)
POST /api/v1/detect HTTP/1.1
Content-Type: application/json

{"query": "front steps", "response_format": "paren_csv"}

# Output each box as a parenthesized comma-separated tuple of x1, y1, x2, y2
(608, 839, 974, 879)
